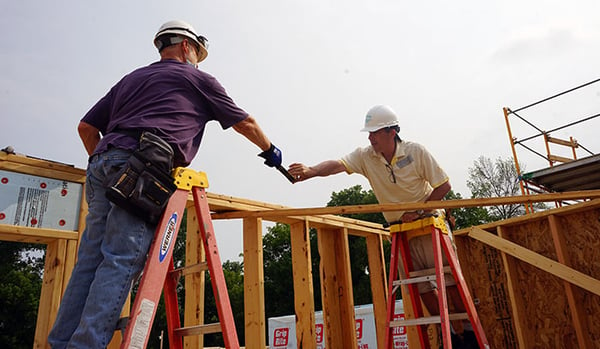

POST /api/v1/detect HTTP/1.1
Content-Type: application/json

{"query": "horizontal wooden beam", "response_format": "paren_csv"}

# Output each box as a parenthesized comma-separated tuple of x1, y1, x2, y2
(206, 192, 389, 235)
(0, 224, 79, 244)
(210, 191, 600, 220)
(0, 152, 86, 183)
(468, 227, 600, 297)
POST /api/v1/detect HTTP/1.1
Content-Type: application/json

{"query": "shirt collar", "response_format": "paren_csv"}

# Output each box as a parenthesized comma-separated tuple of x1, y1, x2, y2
(369, 138, 405, 165)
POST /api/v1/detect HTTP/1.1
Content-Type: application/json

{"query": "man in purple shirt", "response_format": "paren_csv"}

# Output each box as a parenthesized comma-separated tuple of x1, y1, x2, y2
(48, 20, 283, 348)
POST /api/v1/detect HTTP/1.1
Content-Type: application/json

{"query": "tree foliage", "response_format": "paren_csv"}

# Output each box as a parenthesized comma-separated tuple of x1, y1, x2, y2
(327, 185, 386, 225)
(0, 242, 44, 349)
(444, 190, 492, 230)
(467, 156, 526, 220)
(326, 185, 388, 305)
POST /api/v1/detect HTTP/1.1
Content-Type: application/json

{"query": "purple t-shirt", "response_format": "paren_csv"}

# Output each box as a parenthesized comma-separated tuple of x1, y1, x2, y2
(82, 59, 249, 166)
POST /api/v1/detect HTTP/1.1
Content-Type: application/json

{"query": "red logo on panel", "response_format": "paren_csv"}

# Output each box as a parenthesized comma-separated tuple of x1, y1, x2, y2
(273, 328, 289, 347)
(356, 319, 364, 339)
(315, 323, 324, 343)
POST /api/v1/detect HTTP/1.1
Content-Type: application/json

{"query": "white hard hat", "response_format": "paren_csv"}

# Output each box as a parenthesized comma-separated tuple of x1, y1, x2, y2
(154, 20, 208, 63)
(360, 105, 399, 132)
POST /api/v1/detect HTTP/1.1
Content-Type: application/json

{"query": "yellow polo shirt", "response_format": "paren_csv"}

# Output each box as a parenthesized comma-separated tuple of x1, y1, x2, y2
(340, 139, 449, 223)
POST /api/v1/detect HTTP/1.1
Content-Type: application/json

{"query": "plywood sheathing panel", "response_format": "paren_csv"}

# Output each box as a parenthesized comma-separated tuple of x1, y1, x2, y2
(455, 202, 600, 349)
(553, 209, 600, 346)
(455, 235, 518, 348)
(503, 220, 576, 348)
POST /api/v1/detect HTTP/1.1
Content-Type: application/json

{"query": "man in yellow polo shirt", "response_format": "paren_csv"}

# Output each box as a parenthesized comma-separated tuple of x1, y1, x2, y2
(288, 105, 475, 347)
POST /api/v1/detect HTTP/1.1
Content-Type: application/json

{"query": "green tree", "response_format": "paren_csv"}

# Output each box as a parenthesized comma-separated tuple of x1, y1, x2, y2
(467, 156, 527, 220)
(263, 223, 295, 317)
(326, 185, 387, 305)
(327, 185, 386, 225)
(444, 190, 492, 230)
(0, 242, 44, 349)
(201, 260, 245, 346)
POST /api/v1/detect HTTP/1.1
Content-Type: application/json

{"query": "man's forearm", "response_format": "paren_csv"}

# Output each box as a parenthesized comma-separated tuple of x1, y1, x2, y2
(232, 115, 271, 151)
(427, 181, 451, 202)
(309, 160, 346, 178)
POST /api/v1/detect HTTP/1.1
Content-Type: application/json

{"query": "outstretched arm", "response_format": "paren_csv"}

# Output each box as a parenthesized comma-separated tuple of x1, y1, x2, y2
(232, 115, 271, 151)
(288, 160, 346, 182)
(233, 115, 283, 168)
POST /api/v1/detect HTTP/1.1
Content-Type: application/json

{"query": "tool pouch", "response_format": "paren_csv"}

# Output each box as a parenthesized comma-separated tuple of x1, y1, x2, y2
(106, 132, 177, 224)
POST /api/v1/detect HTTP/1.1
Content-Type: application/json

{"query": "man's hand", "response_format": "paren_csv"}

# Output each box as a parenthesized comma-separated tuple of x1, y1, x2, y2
(288, 163, 311, 182)
(258, 143, 282, 168)
(401, 210, 435, 223)
(401, 211, 422, 223)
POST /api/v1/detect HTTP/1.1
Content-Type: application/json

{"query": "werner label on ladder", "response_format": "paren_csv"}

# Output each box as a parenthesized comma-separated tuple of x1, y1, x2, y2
(120, 167, 240, 349)
(384, 213, 490, 349)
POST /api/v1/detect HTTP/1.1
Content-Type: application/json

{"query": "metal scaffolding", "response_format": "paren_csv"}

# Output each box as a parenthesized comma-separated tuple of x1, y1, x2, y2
(503, 78, 600, 212)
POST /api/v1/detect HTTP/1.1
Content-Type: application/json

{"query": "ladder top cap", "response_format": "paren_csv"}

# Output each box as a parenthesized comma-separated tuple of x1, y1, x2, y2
(173, 167, 209, 190)
(389, 215, 448, 234)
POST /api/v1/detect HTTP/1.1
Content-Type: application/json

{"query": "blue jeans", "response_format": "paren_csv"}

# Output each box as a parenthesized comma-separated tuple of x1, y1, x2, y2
(48, 148, 156, 349)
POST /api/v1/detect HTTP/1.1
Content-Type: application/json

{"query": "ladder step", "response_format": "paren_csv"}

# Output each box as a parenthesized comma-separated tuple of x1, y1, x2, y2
(173, 322, 223, 337)
(393, 274, 436, 286)
(389, 313, 469, 327)
(169, 261, 208, 281)
(392, 266, 452, 286)
(409, 266, 451, 278)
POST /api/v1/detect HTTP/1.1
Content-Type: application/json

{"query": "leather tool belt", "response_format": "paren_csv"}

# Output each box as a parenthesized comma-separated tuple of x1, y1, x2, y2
(105, 131, 177, 224)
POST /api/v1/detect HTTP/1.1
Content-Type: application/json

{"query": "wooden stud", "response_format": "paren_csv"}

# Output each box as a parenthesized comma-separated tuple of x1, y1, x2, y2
(317, 228, 357, 349)
(365, 233, 387, 349)
(547, 214, 592, 349)
(243, 217, 266, 348)
(497, 226, 527, 349)
(290, 220, 317, 349)
(184, 204, 206, 349)
(33, 239, 65, 349)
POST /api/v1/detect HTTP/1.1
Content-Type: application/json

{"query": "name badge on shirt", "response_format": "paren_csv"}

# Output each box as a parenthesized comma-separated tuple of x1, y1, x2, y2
(394, 155, 413, 169)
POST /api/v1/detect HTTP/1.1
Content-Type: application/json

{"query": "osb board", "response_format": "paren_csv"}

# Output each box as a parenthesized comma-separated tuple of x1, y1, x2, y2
(547, 209, 600, 346)
(455, 235, 518, 348)
(504, 221, 576, 348)
(456, 203, 600, 349)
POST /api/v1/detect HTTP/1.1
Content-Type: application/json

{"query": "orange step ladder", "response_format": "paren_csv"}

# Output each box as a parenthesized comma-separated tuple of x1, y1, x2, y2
(384, 215, 489, 349)
(120, 168, 239, 349)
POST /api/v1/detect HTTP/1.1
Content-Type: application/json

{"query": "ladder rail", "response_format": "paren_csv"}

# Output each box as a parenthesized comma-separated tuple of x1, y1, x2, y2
(120, 168, 240, 349)
(164, 258, 183, 349)
(432, 226, 451, 349)
(385, 217, 490, 349)
(399, 230, 430, 349)
(120, 189, 189, 349)
(385, 229, 430, 349)
(384, 229, 401, 348)
(191, 186, 240, 348)
(440, 234, 489, 348)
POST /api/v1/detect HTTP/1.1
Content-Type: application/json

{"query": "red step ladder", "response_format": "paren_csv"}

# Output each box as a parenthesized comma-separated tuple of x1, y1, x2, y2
(120, 168, 239, 349)
(384, 215, 489, 349)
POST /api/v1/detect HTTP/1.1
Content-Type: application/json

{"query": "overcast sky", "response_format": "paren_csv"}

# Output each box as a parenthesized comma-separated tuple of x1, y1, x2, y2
(2, 1, 600, 261)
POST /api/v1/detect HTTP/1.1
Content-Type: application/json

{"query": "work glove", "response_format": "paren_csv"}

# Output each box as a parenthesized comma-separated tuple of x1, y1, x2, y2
(258, 143, 282, 168)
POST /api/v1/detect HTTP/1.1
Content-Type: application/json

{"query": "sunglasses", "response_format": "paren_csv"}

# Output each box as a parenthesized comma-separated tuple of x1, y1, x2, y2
(385, 164, 397, 184)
